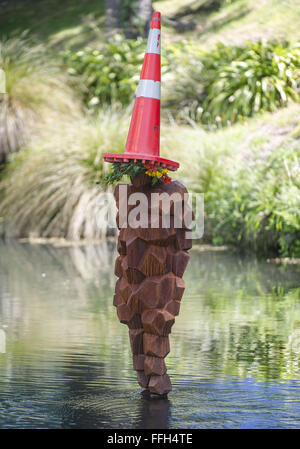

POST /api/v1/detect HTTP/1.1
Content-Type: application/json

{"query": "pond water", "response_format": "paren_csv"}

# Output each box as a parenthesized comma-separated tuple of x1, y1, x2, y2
(0, 241, 300, 429)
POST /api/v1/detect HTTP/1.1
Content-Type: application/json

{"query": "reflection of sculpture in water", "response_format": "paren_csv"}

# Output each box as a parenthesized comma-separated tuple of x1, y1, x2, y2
(137, 397, 171, 429)
(113, 175, 192, 397)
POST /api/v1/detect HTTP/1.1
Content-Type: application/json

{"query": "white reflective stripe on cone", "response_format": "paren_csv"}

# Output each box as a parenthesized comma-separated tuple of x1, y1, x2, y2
(136, 79, 161, 100)
(146, 28, 161, 55)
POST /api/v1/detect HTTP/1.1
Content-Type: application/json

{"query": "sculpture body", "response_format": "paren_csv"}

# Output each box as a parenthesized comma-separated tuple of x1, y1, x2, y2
(103, 11, 192, 396)
(113, 176, 192, 397)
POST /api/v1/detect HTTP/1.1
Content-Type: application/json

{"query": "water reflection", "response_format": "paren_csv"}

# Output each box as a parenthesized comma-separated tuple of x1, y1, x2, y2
(0, 241, 299, 428)
(137, 398, 171, 429)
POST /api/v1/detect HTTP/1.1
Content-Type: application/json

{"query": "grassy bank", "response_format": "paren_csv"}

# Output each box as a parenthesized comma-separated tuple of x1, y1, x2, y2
(1, 104, 299, 256)
(0, 109, 126, 240)
(161, 104, 300, 257)
(0, 1, 299, 256)
(155, 0, 300, 45)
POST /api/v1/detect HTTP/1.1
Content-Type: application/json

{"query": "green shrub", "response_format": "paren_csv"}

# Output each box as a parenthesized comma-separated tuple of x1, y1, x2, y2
(65, 35, 300, 128)
(0, 85, 299, 255)
(64, 35, 145, 108)
(202, 138, 300, 257)
(166, 41, 300, 126)
(0, 34, 81, 165)
(160, 105, 300, 257)
(63, 35, 182, 110)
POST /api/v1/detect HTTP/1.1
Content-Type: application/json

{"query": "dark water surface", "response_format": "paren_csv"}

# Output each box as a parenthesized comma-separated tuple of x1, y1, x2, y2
(0, 241, 300, 429)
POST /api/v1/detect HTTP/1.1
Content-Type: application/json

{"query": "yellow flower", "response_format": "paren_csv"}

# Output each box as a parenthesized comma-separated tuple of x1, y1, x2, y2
(146, 168, 168, 178)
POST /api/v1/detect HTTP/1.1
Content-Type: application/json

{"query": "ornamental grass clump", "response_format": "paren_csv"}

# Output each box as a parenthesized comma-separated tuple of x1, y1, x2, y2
(0, 110, 129, 240)
(0, 34, 81, 165)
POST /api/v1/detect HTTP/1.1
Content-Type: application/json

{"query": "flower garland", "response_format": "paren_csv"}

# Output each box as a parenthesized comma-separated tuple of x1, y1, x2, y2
(104, 160, 173, 186)
(144, 163, 173, 185)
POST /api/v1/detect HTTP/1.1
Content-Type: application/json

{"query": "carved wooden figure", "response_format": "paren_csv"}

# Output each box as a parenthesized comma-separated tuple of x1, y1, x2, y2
(113, 174, 192, 398)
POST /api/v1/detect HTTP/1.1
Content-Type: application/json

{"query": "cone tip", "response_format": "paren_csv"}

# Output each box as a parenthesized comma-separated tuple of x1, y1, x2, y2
(152, 11, 161, 19)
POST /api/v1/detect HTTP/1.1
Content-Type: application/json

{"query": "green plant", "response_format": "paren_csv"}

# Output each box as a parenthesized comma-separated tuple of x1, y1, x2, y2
(203, 41, 300, 126)
(0, 34, 81, 165)
(64, 35, 145, 108)
(160, 104, 300, 257)
(0, 96, 299, 256)
(0, 109, 129, 240)
(166, 41, 300, 126)
(202, 137, 300, 257)
(103, 160, 173, 186)
(104, 160, 146, 185)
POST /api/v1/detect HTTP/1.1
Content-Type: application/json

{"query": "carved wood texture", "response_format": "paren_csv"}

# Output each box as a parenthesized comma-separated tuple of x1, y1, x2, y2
(113, 177, 192, 396)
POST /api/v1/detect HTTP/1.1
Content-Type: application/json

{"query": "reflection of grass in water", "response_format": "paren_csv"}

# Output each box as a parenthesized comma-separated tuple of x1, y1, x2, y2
(1, 242, 300, 382)
(185, 250, 300, 298)
(170, 252, 300, 380)
(0, 241, 134, 384)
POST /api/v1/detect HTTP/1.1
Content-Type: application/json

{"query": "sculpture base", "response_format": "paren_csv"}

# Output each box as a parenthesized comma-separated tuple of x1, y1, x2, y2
(141, 390, 169, 400)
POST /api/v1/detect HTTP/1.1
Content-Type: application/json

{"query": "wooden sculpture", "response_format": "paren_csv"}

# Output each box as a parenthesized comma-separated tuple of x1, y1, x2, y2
(104, 12, 192, 397)
(113, 174, 192, 398)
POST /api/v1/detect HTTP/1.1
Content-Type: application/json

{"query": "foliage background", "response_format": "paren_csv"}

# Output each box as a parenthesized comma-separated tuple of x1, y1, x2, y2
(0, 0, 299, 257)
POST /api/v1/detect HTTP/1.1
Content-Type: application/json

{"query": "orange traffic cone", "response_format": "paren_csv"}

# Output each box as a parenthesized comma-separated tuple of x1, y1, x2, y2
(104, 11, 179, 171)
